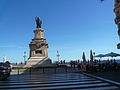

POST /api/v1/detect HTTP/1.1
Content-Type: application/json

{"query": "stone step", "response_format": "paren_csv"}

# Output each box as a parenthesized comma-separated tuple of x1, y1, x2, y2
(0, 73, 119, 90)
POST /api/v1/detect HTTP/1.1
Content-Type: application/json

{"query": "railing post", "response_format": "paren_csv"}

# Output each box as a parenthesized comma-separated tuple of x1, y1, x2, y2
(29, 67, 31, 74)
(18, 68, 19, 75)
(65, 67, 67, 73)
(54, 67, 56, 73)
(74, 64, 75, 70)
(43, 67, 44, 73)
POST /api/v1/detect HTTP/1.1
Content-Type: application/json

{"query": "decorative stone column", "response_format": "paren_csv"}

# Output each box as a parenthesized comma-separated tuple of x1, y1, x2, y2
(29, 28, 48, 58)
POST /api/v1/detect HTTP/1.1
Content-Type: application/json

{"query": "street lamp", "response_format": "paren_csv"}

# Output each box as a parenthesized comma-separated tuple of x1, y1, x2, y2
(3, 56, 6, 63)
(56, 51, 60, 63)
(23, 51, 27, 63)
(93, 52, 95, 59)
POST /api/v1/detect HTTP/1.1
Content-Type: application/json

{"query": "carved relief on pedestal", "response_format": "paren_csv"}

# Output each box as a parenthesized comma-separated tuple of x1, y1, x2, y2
(29, 34, 48, 58)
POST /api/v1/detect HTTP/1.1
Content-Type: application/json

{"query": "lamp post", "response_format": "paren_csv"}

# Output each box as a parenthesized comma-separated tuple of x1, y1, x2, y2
(56, 51, 60, 63)
(93, 52, 95, 60)
(23, 51, 27, 63)
(3, 56, 6, 63)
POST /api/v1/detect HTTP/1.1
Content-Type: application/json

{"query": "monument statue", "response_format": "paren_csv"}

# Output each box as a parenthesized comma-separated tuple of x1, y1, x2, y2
(24, 17, 53, 67)
(114, 0, 120, 48)
(35, 16, 42, 28)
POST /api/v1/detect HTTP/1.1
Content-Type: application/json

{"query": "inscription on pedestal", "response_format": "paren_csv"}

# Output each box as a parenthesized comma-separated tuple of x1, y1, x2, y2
(35, 50, 42, 54)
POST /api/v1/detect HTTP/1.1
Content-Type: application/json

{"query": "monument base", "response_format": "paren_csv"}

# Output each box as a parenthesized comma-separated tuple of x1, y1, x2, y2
(117, 43, 120, 49)
(24, 57, 54, 67)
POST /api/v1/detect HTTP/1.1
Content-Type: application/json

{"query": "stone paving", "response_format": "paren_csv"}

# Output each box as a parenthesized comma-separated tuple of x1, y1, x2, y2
(0, 73, 119, 90)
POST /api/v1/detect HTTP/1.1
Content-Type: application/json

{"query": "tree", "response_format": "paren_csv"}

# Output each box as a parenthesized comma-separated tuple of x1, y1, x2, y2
(82, 52, 86, 64)
(90, 50, 94, 64)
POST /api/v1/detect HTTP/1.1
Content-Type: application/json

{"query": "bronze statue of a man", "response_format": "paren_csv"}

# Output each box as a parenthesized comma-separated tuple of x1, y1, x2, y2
(35, 16, 42, 28)
(114, 0, 120, 38)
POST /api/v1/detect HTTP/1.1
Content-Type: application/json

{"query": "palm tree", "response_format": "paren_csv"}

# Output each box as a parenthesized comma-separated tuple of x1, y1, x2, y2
(90, 50, 94, 64)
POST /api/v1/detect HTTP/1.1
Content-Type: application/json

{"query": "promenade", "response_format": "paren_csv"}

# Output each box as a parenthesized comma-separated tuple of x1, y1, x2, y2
(0, 69, 120, 90)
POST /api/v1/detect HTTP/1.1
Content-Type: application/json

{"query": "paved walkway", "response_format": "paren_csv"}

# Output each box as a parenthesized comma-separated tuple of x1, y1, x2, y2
(0, 73, 119, 90)
(86, 71, 120, 83)
(11, 67, 83, 75)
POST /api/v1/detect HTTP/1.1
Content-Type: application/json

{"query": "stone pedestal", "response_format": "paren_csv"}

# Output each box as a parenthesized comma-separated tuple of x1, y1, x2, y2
(24, 57, 53, 67)
(24, 27, 53, 67)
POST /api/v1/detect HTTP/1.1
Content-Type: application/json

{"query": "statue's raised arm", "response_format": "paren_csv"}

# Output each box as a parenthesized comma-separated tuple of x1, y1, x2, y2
(35, 16, 42, 28)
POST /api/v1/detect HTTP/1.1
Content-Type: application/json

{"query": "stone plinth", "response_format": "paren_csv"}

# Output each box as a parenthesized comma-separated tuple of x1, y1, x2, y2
(24, 57, 53, 67)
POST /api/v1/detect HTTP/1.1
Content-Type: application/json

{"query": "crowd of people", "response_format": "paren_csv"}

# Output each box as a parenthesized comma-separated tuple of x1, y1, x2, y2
(81, 59, 120, 72)
(58, 59, 120, 72)
(86, 62, 120, 72)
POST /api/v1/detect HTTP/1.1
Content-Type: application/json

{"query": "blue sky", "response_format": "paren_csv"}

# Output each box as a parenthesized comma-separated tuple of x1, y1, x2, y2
(0, 0, 119, 63)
